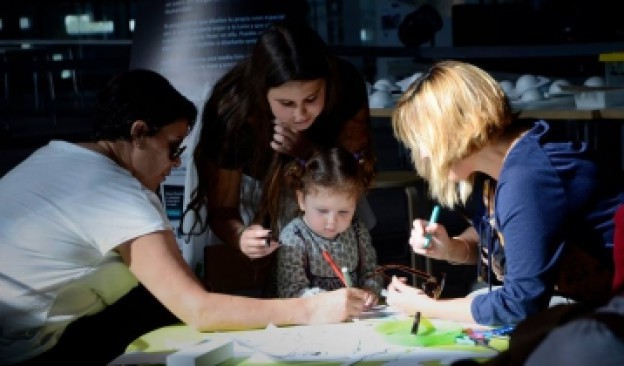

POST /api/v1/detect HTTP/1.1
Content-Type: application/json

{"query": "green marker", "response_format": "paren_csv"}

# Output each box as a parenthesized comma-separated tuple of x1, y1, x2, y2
(341, 266, 353, 287)
(423, 205, 441, 248)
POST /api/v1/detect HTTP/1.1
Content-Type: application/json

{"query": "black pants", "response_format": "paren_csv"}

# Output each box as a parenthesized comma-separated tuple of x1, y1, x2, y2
(15, 284, 179, 365)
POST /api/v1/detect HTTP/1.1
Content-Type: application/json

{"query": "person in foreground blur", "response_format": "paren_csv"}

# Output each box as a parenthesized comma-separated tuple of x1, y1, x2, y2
(522, 204, 624, 366)
(277, 147, 383, 306)
(185, 20, 374, 263)
(0, 69, 369, 365)
(387, 60, 623, 326)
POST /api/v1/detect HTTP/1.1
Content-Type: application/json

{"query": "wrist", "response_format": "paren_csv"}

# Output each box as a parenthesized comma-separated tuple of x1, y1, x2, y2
(448, 236, 470, 264)
(234, 225, 246, 249)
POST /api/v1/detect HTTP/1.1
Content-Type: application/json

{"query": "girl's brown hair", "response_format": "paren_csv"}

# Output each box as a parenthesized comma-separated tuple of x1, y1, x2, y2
(284, 147, 375, 199)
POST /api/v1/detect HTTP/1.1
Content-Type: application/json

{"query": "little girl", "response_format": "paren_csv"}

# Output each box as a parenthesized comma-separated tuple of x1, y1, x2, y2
(276, 147, 383, 307)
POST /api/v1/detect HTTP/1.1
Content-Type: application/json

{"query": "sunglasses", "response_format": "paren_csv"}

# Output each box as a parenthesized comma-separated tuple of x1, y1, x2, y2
(169, 144, 186, 160)
(374, 264, 446, 299)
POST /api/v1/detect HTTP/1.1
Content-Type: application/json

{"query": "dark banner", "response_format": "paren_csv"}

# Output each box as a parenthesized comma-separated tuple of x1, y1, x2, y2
(129, 0, 307, 268)
(130, 0, 308, 105)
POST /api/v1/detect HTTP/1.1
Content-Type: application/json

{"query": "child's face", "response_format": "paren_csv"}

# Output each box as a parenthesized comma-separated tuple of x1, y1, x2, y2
(297, 186, 357, 240)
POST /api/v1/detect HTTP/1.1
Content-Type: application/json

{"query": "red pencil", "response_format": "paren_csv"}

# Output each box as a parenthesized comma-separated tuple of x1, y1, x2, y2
(322, 250, 347, 287)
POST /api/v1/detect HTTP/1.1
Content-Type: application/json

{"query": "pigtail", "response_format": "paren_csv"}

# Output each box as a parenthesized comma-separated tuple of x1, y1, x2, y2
(284, 157, 307, 192)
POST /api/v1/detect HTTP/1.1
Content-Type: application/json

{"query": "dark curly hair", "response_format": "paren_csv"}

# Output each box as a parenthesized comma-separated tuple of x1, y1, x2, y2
(92, 69, 197, 141)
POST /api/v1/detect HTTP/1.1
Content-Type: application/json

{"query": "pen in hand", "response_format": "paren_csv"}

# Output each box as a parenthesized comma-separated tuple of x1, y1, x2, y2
(423, 205, 441, 248)
(341, 266, 353, 288)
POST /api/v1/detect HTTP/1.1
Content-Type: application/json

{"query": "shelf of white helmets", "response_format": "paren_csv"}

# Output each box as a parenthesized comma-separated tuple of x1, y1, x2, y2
(371, 107, 624, 120)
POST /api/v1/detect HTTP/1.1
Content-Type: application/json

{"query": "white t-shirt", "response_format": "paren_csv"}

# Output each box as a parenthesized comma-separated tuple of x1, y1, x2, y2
(0, 141, 171, 364)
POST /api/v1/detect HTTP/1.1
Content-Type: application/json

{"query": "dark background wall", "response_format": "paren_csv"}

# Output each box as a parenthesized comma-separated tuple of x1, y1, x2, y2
(2, 1, 621, 178)
(1, 0, 622, 297)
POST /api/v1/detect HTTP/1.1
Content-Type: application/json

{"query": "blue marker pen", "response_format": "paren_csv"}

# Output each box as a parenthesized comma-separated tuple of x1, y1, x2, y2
(423, 205, 441, 248)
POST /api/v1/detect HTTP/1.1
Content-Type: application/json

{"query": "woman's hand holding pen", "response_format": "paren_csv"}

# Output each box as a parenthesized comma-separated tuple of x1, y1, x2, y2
(270, 123, 313, 159)
(409, 218, 452, 261)
(385, 276, 434, 317)
(238, 224, 278, 259)
(410, 220, 478, 264)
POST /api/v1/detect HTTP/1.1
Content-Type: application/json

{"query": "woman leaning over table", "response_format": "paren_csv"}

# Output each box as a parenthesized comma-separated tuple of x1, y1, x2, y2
(0, 69, 369, 365)
(185, 20, 375, 263)
(386, 60, 624, 326)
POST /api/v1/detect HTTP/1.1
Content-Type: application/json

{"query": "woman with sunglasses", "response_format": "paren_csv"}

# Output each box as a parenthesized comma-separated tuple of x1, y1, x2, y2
(0, 69, 370, 365)
(387, 60, 623, 326)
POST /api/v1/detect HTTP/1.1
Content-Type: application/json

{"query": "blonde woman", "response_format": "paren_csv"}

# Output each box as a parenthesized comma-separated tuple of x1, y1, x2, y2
(387, 60, 623, 326)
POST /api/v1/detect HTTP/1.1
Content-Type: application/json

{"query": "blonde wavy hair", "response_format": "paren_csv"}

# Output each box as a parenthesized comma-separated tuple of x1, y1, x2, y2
(392, 60, 513, 207)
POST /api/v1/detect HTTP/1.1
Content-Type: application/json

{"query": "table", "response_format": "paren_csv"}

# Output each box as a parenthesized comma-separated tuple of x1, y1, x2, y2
(110, 308, 507, 365)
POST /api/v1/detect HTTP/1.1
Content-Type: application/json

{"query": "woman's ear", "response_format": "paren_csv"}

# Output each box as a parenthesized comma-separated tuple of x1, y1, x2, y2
(130, 120, 149, 148)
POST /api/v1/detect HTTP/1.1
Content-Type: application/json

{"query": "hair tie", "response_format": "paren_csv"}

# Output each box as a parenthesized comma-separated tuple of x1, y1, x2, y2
(353, 152, 364, 164)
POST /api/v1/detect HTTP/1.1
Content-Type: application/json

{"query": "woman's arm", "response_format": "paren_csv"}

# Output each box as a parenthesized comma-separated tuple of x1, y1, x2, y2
(471, 162, 569, 325)
(409, 221, 479, 265)
(386, 276, 476, 323)
(449, 227, 479, 264)
(118, 230, 369, 331)
(206, 167, 274, 258)
(206, 168, 245, 247)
